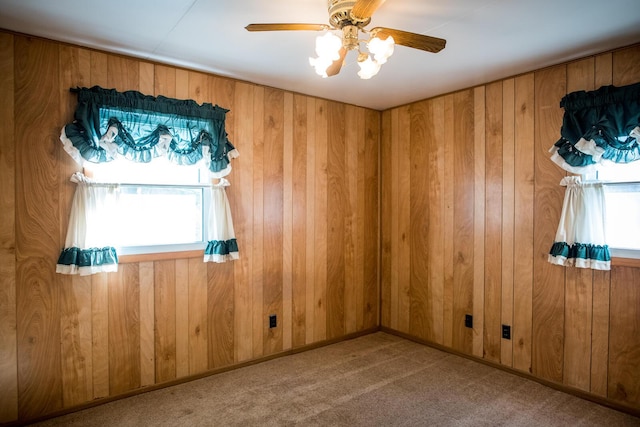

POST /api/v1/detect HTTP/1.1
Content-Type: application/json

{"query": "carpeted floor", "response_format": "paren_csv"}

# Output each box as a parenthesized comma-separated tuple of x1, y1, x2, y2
(30, 332, 640, 426)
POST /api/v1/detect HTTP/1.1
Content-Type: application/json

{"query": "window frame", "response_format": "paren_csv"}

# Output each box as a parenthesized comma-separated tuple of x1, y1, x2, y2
(83, 159, 212, 260)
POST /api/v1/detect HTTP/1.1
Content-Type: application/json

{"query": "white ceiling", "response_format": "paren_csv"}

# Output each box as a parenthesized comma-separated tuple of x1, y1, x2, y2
(0, 0, 639, 110)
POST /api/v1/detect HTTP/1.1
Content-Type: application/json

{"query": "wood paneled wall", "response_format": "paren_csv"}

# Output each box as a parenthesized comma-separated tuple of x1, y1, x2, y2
(0, 32, 379, 423)
(381, 44, 640, 412)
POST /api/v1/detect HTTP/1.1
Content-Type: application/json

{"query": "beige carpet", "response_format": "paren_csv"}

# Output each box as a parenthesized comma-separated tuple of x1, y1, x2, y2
(31, 332, 640, 426)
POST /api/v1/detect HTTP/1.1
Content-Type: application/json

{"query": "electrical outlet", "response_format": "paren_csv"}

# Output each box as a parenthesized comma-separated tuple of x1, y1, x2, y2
(269, 314, 277, 329)
(502, 324, 511, 340)
(464, 314, 473, 329)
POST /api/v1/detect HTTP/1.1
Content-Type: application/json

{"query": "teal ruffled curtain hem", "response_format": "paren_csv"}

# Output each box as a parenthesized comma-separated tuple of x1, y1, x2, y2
(549, 82, 640, 173)
(204, 239, 239, 263)
(56, 246, 119, 276)
(63, 86, 237, 177)
(548, 241, 611, 270)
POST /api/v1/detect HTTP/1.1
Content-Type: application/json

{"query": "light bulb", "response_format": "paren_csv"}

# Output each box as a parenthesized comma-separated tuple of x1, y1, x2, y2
(309, 56, 332, 78)
(315, 32, 342, 61)
(368, 35, 394, 64)
(357, 55, 381, 79)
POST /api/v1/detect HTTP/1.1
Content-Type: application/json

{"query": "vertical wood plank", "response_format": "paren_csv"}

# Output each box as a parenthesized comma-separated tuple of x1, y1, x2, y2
(91, 274, 109, 399)
(188, 258, 208, 374)
(501, 78, 515, 367)
(263, 87, 284, 355)
(314, 99, 328, 341)
(0, 31, 17, 424)
(390, 108, 399, 330)
(452, 90, 475, 355)
(208, 262, 235, 368)
(442, 95, 455, 348)
(484, 81, 503, 363)
(363, 109, 379, 329)
(380, 110, 392, 329)
(430, 97, 445, 345)
(252, 86, 265, 357)
(15, 36, 63, 419)
(108, 264, 140, 395)
(513, 73, 535, 374)
(563, 58, 595, 392)
(409, 101, 430, 341)
(138, 62, 154, 95)
(139, 261, 155, 386)
(175, 258, 189, 378)
(58, 44, 92, 409)
(327, 101, 346, 339)
(305, 97, 316, 343)
(397, 106, 411, 334)
(282, 92, 293, 350)
(292, 94, 308, 345)
(155, 260, 176, 383)
(343, 105, 359, 335)
(612, 44, 640, 86)
(233, 82, 254, 361)
(473, 86, 486, 359)
(107, 55, 139, 92)
(532, 65, 567, 383)
(608, 266, 640, 407)
(356, 105, 367, 331)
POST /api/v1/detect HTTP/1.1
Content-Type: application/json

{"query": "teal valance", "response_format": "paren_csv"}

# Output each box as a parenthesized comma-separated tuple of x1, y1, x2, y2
(61, 86, 238, 178)
(549, 82, 640, 173)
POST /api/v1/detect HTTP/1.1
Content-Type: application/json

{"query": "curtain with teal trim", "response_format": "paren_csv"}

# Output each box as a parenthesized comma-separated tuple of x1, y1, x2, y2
(549, 82, 640, 173)
(547, 82, 639, 270)
(57, 173, 119, 275)
(548, 177, 610, 270)
(57, 86, 239, 275)
(204, 178, 239, 263)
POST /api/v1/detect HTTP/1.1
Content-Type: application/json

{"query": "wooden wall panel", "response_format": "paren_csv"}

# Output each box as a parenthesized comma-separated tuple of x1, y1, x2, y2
(381, 41, 640, 414)
(609, 266, 640, 407)
(263, 87, 284, 355)
(0, 32, 17, 424)
(409, 101, 431, 342)
(58, 44, 92, 410)
(108, 264, 140, 395)
(363, 109, 379, 329)
(15, 36, 63, 419)
(512, 73, 535, 374)
(291, 94, 308, 346)
(483, 81, 503, 363)
(327, 102, 346, 339)
(531, 65, 566, 383)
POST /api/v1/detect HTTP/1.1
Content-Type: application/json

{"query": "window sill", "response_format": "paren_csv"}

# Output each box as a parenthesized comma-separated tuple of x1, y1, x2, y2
(611, 257, 640, 268)
(118, 250, 203, 264)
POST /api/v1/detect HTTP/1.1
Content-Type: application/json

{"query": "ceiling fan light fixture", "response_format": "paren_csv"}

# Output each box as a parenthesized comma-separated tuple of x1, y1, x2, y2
(357, 55, 381, 79)
(314, 31, 342, 60)
(309, 55, 333, 78)
(367, 35, 394, 64)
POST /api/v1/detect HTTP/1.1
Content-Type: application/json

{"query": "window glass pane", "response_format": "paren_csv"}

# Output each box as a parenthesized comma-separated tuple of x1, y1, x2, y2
(115, 186, 204, 247)
(597, 160, 640, 182)
(604, 185, 640, 251)
(88, 156, 208, 185)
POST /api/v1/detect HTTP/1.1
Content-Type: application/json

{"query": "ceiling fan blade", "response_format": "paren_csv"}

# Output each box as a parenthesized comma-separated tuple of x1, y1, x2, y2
(370, 27, 446, 53)
(245, 23, 330, 32)
(351, 0, 387, 20)
(326, 47, 348, 77)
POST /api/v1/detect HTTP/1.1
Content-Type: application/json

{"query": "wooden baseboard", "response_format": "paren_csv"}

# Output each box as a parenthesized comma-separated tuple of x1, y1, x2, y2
(380, 326, 640, 419)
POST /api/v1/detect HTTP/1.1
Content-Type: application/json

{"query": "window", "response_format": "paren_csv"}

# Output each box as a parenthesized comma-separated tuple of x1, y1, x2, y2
(86, 157, 211, 255)
(588, 161, 640, 259)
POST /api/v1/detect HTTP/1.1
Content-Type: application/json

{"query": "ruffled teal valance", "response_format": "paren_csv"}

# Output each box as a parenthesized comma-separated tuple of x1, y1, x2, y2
(61, 85, 238, 178)
(549, 82, 640, 173)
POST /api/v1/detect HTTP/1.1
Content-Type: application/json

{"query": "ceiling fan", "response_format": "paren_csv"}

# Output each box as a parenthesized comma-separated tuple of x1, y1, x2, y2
(246, 0, 446, 79)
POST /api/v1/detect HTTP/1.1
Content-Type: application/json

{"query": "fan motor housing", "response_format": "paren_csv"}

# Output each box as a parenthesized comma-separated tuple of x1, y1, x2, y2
(328, 0, 371, 28)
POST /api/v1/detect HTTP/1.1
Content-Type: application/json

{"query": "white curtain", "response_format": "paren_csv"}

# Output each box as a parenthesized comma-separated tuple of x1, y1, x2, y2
(548, 176, 611, 270)
(56, 172, 119, 275)
(203, 178, 239, 263)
